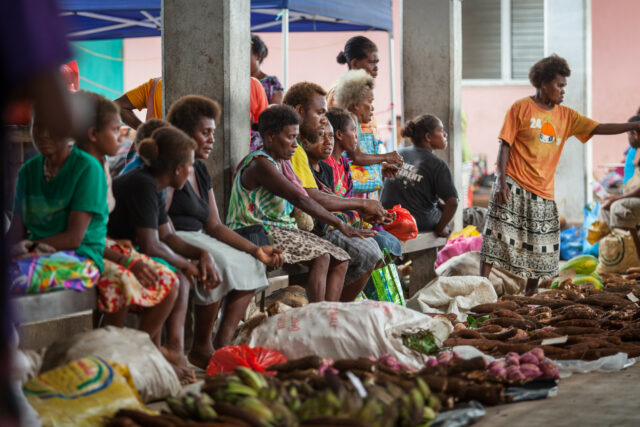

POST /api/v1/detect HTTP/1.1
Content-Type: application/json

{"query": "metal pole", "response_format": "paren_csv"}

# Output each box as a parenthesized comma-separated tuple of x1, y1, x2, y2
(388, 32, 397, 150)
(281, 8, 290, 91)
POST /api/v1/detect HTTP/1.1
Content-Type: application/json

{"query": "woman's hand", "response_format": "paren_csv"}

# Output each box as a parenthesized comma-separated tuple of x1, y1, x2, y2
(602, 196, 618, 211)
(181, 260, 200, 283)
(382, 163, 400, 178)
(435, 226, 451, 238)
(254, 246, 285, 267)
(114, 239, 134, 250)
(495, 177, 510, 205)
(337, 222, 377, 239)
(385, 151, 404, 166)
(130, 261, 159, 288)
(197, 251, 222, 290)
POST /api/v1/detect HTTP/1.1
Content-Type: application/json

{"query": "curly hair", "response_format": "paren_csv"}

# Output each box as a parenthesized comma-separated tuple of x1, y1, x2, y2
(138, 126, 196, 174)
(71, 90, 119, 145)
(283, 82, 327, 111)
(529, 54, 571, 89)
(258, 105, 300, 140)
(167, 95, 221, 137)
(134, 118, 169, 148)
(402, 114, 440, 145)
(326, 108, 354, 134)
(337, 36, 377, 66)
(334, 69, 374, 111)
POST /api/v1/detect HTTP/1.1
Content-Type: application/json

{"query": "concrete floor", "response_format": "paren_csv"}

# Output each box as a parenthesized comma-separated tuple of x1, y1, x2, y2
(475, 364, 640, 427)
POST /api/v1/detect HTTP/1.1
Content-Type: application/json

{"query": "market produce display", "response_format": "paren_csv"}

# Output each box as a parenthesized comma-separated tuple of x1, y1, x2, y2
(444, 271, 640, 361)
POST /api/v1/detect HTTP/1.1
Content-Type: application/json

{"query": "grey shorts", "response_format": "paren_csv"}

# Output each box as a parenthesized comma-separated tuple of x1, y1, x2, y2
(323, 230, 382, 285)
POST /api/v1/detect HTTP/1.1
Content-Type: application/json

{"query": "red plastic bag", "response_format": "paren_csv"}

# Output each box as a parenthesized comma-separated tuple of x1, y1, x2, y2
(206, 344, 287, 376)
(383, 205, 418, 242)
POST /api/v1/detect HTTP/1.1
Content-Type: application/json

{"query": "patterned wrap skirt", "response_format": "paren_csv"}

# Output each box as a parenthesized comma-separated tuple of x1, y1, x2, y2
(97, 244, 178, 313)
(267, 226, 350, 265)
(480, 175, 560, 279)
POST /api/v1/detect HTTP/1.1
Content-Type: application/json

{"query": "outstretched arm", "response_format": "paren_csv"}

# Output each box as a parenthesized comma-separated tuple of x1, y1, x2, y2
(592, 121, 640, 135)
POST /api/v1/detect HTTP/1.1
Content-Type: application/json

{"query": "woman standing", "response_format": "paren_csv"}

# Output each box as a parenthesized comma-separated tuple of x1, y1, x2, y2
(480, 54, 640, 295)
(251, 34, 283, 105)
(164, 95, 284, 366)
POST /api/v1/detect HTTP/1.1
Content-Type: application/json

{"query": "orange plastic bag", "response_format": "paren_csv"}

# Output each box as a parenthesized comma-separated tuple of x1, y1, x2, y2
(383, 205, 418, 242)
(206, 344, 287, 376)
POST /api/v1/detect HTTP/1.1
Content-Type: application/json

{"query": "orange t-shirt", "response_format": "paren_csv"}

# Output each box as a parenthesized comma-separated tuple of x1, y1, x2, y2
(125, 78, 163, 119)
(500, 97, 599, 200)
(250, 77, 268, 123)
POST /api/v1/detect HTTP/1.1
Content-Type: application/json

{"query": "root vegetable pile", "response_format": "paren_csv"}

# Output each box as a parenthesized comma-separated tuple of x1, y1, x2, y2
(445, 273, 640, 360)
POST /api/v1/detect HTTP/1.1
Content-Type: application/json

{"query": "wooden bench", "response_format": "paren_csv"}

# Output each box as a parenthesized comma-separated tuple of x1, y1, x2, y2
(401, 232, 447, 298)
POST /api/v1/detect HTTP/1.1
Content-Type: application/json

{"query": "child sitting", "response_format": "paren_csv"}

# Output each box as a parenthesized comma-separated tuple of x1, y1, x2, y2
(381, 115, 459, 237)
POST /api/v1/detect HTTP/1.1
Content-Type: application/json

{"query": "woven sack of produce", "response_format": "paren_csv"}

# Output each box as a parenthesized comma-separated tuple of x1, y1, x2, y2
(247, 300, 453, 370)
(41, 326, 181, 403)
(596, 229, 640, 274)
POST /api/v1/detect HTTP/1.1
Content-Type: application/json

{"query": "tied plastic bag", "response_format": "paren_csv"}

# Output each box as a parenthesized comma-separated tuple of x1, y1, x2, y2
(383, 205, 418, 242)
(41, 326, 181, 403)
(206, 344, 287, 376)
(596, 228, 640, 274)
(248, 301, 454, 370)
(367, 249, 406, 306)
(24, 356, 147, 427)
(435, 235, 483, 268)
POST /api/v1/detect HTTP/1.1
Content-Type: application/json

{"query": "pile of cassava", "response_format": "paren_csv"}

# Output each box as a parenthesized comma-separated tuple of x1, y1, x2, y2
(445, 271, 640, 361)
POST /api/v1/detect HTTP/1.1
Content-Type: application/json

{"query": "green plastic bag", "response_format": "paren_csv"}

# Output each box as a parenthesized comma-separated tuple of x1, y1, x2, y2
(370, 249, 406, 306)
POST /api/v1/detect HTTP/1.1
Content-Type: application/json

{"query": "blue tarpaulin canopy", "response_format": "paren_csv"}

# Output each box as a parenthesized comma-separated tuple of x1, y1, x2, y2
(57, 0, 397, 146)
(57, 0, 392, 40)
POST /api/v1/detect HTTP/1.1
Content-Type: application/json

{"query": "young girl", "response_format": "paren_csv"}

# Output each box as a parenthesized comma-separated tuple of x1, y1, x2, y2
(71, 91, 179, 347)
(380, 115, 459, 237)
(8, 109, 108, 295)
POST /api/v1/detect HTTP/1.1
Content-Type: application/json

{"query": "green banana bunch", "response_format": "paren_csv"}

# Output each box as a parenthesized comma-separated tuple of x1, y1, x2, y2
(237, 396, 276, 424)
(236, 367, 268, 391)
(166, 393, 218, 421)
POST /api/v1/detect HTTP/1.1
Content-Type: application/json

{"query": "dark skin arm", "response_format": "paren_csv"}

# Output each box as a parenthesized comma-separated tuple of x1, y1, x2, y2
(348, 145, 404, 167)
(243, 157, 375, 238)
(113, 94, 143, 130)
(269, 90, 283, 105)
(602, 185, 640, 210)
(495, 140, 512, 205)
(592, 122, 640, 135)
(434, 197, 459, 237)
(35, 211, 92, 250)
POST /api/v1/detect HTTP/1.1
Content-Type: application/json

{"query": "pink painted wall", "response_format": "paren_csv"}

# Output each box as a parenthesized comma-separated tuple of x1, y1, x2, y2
(591, 0, 640, 177)
(122, 1, 403, 142)
(461, 85, 531, 172)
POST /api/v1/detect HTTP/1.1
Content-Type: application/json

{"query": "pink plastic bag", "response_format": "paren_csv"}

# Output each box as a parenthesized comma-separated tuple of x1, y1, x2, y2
(435, 236, 483, 268)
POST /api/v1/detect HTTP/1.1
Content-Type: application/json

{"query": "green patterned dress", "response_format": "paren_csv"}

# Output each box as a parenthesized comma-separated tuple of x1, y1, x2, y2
(227, 150, 349, 264)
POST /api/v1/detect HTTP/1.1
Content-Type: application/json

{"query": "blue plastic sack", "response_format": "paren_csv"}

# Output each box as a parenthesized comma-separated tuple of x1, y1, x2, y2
(560, 226, 584, 260)
(582, 201, 600, 257)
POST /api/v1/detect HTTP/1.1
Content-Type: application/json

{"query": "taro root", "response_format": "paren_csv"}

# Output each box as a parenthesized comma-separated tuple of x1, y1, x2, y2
(519, 363, 542, 379)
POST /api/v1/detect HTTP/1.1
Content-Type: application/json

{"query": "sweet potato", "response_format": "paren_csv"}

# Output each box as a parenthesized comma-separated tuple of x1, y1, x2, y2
(450, 329, 484, 339)
(481, 328, 519, 341)
(485, 317, 537, 330)
(471, 301, 520, 313)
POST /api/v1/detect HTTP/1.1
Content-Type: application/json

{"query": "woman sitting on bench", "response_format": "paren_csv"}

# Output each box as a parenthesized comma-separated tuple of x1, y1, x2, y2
(8, 109, 108, 295)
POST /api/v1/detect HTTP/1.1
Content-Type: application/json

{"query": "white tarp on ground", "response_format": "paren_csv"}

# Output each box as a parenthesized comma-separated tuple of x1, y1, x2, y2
(407, 276, 498, 322)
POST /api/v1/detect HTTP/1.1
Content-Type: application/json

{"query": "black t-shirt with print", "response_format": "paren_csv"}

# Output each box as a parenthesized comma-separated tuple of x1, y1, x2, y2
(310, 160, 335, 191)
(380, 146, 458, 231)
(108, 166, 169, 241)
(168, 160, 211, 232)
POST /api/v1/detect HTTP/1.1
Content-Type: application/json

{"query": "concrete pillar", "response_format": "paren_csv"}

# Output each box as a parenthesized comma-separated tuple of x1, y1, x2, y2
(546, 0, 590, 220)
(163, 0, 250, 215)
(402, 0, 463, 229)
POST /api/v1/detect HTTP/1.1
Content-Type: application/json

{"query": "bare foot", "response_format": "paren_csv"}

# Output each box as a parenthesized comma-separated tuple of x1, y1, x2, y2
(187, 345, 214, 370)
(161, 346, 196, 385)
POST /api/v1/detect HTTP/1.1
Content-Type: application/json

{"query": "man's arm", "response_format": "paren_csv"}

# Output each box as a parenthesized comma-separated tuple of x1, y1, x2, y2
(114, 94, 143, 130)
(592, 122, 640, 135)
